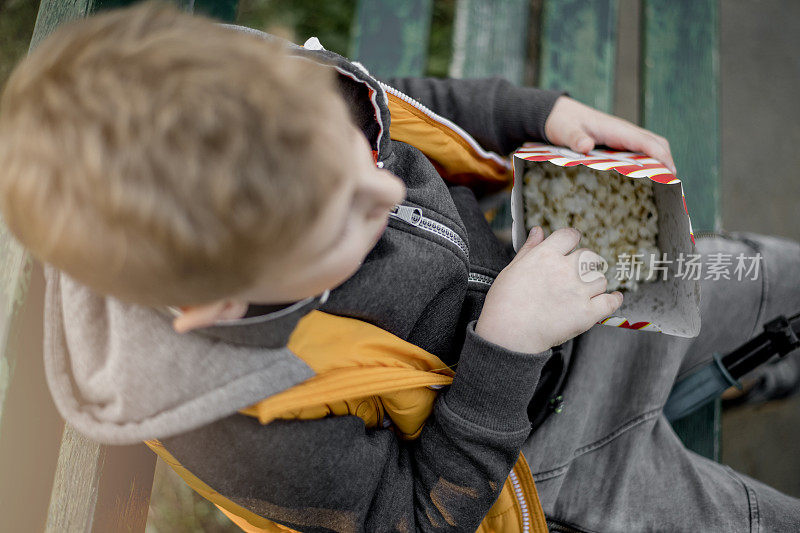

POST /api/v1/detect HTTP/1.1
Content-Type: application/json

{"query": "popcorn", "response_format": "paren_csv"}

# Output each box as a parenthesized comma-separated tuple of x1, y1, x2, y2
(523, 163, 659, 292)
(511, 143, 700, 337)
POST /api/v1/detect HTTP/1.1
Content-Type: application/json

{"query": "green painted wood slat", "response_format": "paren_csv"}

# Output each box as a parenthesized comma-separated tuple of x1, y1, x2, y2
(483, 0, 619, 234)
(670, 399, 722, 461)
(642, 0, 720, 233)
(94, 0, 238, 22)
(449, 0, 530, 85)
(448, 0, 532, 238)
(350, 0, 433, 79)
(539, 0, 618, 113)
(642, 0, 721, 461)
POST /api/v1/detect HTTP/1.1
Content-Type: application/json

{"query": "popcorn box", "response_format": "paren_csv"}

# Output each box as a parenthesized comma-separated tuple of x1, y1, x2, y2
(511, 143, 701, 337)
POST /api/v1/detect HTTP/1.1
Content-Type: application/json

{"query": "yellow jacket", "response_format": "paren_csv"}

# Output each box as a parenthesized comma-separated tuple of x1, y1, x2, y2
(147, 311, 548, 533)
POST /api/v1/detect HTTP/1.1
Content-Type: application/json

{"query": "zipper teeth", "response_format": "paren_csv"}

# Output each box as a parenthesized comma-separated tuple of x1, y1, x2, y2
(378, 81, 511, 171)
(468, 272, 494, 286)
(335, 67, 386, 156)
(389, 206, 469, 259)
(418, 217, 469, 258)
(546, 520, 589, 533)
(508, 469, 530, 533)
(694, 230, 742, 243)
(693, 230, 727, 238)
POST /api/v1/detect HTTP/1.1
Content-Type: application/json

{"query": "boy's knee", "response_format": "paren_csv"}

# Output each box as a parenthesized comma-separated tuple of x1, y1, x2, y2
(726, 231, 800, 325)
(726, 231, 800, 259)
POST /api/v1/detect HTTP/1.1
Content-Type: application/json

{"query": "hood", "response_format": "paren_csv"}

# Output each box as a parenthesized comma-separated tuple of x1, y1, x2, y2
(42, 25, 392, 445)
(221, 25, 393, 163)
(44, 266, 318, 444)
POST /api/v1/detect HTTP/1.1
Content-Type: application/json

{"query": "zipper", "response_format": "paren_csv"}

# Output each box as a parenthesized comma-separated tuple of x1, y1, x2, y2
(389, 205, 469, 259)
(468, 272, 494, 287)
(330, 66, 386, 157)
(693, 230, 731, 239)
(546, 519, 593, 533)
(378, 81, 511, 172)
(508, 469, 531, 533)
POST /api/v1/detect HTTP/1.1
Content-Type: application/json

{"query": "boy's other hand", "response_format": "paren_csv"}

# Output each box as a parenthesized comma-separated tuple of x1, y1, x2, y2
(475, 227, 623, 354)
(544, 95, 677, 175)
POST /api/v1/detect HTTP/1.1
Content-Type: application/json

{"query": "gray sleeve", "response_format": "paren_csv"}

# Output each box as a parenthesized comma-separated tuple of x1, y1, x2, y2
(160, 320, 552, 532)
(382, 76, 564, 155)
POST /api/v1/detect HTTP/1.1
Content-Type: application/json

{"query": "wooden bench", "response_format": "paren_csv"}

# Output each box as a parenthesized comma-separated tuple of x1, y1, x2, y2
(0, 0, 720, 530)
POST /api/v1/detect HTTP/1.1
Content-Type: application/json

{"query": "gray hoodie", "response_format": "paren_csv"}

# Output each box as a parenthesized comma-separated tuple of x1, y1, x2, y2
(44, 25, 568, 532)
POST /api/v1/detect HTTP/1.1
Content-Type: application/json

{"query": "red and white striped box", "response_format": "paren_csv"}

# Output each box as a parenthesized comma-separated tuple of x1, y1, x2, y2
(511, 142, 701, 338)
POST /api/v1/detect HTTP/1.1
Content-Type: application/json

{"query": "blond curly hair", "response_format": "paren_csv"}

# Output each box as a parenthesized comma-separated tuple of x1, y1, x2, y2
(0, 1, 351, 306)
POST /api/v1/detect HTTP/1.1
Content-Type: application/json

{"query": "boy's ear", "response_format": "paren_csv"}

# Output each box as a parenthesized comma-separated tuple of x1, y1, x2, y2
(172, 300, 249, 334)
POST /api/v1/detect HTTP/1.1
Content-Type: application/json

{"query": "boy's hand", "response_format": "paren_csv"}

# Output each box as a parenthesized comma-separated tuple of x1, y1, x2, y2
(544, 96, 677, 174)
(475, 227, 623, 353)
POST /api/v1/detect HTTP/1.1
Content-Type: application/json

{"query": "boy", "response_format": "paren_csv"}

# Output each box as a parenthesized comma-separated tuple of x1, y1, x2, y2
(1, 3, 798, 531)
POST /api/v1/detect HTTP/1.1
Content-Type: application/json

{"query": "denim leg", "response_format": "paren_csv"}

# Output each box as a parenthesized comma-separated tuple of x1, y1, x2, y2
(534, 415, 755, 532)
(678, 232, 800, 398)
(724, 232, 800, 401)
(534, 412, 800, 532)
(522, 232, 800, 532)
(732, 470, 800, 532)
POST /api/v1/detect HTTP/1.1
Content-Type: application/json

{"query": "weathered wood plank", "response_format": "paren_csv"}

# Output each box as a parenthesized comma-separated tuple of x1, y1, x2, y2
(642, 0, 720, 232)
(91, 0, 144, 12)
(449, 0, 530, 85)
(350, 0, 433, 78)
(482, 0, 618, 234)
(28, 0, 93, 50)
(92, 443, 157, 532)
(539, 0, 618, 113)
(0, 5, 92, 523)
(450, 0, 532, 236)
(45, 426, 104, 532)
(0, 263, 64, 532)
(0, 1, 86, 528)
(612, 0, 641, 123)
(670, 399, 721, 461)
(45, 425, 156, 533)
(643, 0, 721, 461)
(0, 0, 89, 449)
(0, 232, 29, 433)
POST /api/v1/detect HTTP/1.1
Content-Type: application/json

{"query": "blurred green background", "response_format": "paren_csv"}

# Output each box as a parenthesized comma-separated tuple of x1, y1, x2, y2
(0, 0, 455, 88)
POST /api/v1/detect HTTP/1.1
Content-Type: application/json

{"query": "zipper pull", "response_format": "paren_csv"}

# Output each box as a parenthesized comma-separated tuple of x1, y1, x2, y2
(390, 205, 423, 226)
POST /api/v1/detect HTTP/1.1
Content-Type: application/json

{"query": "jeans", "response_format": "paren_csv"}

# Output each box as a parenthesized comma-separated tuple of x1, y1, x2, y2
(522, 231, 800, 532)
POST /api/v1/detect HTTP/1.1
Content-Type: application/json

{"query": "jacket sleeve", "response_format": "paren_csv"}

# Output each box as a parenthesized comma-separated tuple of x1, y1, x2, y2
(382, 76, 565, 155)
(160, 320, 552, 533)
